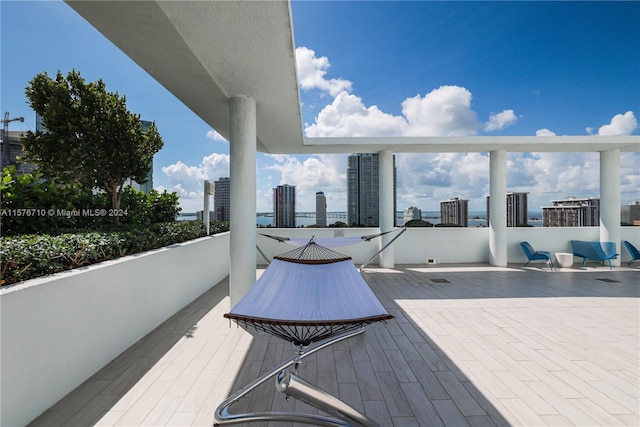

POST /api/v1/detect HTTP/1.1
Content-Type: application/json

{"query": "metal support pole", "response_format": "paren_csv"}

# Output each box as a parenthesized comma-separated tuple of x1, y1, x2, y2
(214, 328, 370, 426)
(360, 228, 407, 272)
(276, 370, 380, 427)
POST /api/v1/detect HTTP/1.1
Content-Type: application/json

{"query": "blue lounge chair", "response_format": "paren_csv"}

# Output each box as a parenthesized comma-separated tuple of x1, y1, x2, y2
(623, 241, 639, 266)
(520, 241, 553, 270)
(571, 240, 618, 270)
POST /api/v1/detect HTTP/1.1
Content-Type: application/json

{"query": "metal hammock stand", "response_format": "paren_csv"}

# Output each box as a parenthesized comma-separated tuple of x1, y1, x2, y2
(257, 228, 407, 270)
(215, 239, 393, 426)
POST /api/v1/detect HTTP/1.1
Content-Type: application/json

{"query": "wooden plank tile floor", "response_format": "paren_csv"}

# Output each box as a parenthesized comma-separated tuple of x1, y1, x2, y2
(29, 264, 639, 427)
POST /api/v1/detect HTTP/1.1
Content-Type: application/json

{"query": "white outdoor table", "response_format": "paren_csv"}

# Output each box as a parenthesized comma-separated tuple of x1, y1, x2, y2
(555, 252, 574, 268)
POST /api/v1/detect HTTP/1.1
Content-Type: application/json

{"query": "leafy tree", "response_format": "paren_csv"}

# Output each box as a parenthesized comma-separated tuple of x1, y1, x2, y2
(22, 70, 163, 223)
(1, 166, 181, 235)
(404, 219, 434, 227)
(329, 221, 348, 228)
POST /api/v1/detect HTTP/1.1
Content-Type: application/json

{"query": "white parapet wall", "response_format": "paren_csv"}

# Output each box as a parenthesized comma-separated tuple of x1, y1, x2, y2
(256, 228, 382, 264)
(257, 227, 640, 265)
(0, 232, 230, 427)
(2, 226, 638, 426)
(394, 227, 490, 264)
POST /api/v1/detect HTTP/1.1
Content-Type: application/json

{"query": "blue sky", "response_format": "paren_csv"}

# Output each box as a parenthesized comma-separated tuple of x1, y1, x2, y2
(2, 1, 639, 214)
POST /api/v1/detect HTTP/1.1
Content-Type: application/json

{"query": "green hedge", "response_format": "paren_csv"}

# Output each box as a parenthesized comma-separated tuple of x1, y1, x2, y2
(1, 166, 182, 235)
(0, 220, 229, 286)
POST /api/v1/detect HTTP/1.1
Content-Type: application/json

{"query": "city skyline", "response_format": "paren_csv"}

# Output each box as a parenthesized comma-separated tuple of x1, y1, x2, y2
(2, 1, 638, 213)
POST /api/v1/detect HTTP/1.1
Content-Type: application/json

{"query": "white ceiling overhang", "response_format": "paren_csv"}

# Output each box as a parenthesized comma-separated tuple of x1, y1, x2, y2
(300, 136, 640, 154)
(65, 0, 304, 153)
(65, 1, 639, 155)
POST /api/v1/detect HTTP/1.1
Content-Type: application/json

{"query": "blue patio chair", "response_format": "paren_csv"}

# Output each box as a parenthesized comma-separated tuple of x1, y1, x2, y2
(623, 241, 639, 266)
(520, 241, 554, 269)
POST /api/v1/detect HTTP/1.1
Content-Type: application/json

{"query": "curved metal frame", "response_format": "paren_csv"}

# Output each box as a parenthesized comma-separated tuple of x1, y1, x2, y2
(360, 227, 407, 272)
(214, 327, 379, 426)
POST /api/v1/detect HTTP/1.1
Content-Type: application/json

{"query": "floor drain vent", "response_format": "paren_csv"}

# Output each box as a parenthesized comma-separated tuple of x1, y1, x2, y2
(431, 278, 450, 284)
(596, 278, 620, 283)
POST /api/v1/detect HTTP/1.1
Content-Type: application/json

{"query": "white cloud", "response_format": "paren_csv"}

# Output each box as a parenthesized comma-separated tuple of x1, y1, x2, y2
(166, 46, 639, 214)
(206, 129, 228, 142)
(597, 111, 638, 136)
(263, 154, 347, 211)
(536, 128, 556, 136)
(268, 154, 291, 164)
(298, 45, 640, 212)
(161, 153, 230, 211)
(484, 109, 518, 132)
(395, 150, 638, 212)
(296, 45, 513, 139)
(295, 47, 352, 96)
(162, 161, 207, 190)
(512, 152, 601, 210)
(620, 153, 640, 202)
(305, 85, 488, 138)
(305, 91, 407, 137)
(402, 86, 480, 136)
(395, 152, 490, 210)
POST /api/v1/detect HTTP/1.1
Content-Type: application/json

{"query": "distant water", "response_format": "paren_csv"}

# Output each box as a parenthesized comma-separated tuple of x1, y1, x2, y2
(181, 211, 543, 227)
(254, 211, 543, 227)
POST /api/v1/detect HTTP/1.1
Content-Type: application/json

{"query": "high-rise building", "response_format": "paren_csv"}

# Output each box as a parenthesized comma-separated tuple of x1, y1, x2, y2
(214, 177, 231, 222)
(273, 184, 296, 228)
(315, 191, 327, 227)
(347, 153, 396, 227)
(127, 120, 154, 193)
(440, 197, 468, 227)
(403, 206, 422, 224)
(0, 131, 36, 175)
(542, 197, 599, 227)
(486, 192, 529, 227)
(2, 111, 34, 174)
(621, 201, 640, 226)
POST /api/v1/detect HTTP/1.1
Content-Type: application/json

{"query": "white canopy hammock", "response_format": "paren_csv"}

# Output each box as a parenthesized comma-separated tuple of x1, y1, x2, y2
(257, 227, 407, 271)
(258, 230, 396, 249)
(215, 238, 395, 426)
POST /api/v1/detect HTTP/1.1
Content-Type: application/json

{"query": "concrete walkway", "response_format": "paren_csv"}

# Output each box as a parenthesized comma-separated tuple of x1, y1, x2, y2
(29, 264, 639, 426)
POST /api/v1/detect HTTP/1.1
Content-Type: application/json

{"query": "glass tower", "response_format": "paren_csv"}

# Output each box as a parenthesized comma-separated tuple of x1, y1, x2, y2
(315, 191, 327, 227)
(273, 184, 296, 228)
(347, 153, 396, 227)
(440, 197, 469, 227)
(214, 177, 231, 222)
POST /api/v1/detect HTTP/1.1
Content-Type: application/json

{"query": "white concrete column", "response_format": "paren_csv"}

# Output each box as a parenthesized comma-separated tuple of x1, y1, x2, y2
(600, 149, 621, 266)
(229, 95, 256, 306)
(489, 149, 507, 266)
(379, 149, 395, 268)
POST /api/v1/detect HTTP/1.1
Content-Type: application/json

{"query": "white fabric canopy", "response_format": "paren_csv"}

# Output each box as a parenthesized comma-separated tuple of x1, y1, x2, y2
(226, 240, 393, 345)
(227, 258, 389, 324)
